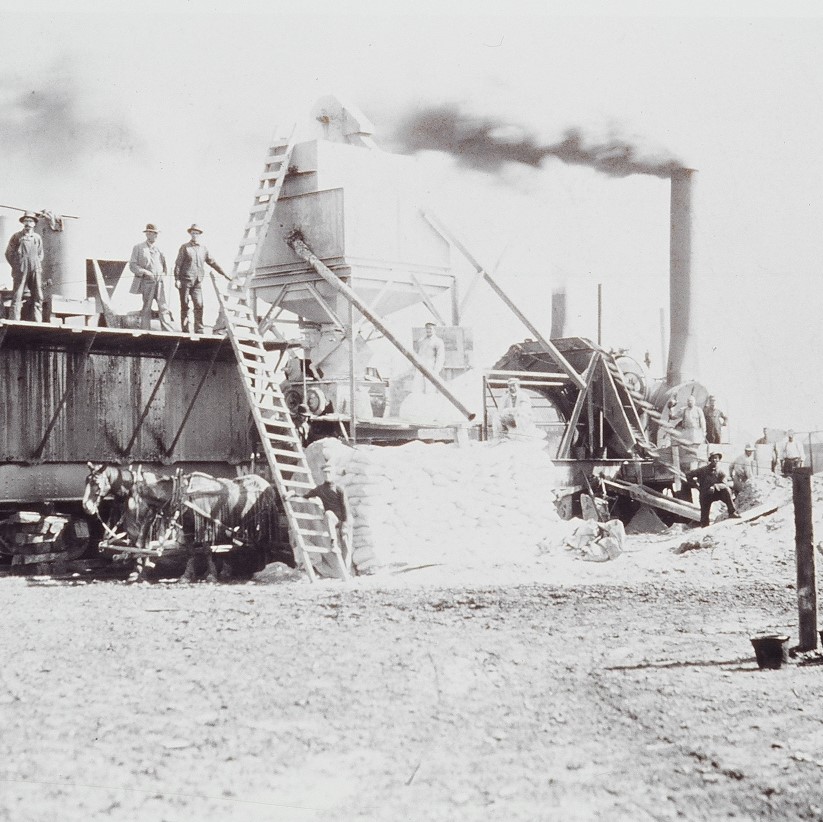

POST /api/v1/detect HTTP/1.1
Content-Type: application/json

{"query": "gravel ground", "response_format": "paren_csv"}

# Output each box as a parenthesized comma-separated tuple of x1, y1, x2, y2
(1, 474, 822, 821)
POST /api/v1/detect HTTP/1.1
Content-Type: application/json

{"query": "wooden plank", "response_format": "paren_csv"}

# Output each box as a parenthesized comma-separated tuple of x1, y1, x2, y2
(12, 551, 68, 565)
(602, 478, 701, 521)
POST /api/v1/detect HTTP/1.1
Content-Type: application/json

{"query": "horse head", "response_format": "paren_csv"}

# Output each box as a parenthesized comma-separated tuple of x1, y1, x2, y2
(82, 463, 135, 516)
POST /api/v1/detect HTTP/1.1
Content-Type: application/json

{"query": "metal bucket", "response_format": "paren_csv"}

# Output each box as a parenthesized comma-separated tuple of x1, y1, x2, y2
(750, 634, 790, 670)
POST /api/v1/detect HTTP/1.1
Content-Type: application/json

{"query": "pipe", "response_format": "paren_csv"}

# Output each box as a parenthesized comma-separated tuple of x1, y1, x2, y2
(667, 168, 699, 386)
(550, 288, 566, 338)
(421, 210, 586, 390)
(286, 232, 476, 421)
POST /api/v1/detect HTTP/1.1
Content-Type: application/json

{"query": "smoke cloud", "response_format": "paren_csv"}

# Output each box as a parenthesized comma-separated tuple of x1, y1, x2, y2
(389, 103, 684, 179)
(0, 67, 141, 170)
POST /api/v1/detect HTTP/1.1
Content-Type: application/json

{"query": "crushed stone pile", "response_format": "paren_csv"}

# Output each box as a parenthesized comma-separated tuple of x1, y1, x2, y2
(735, 474, 792, 512)
(306, 438, 566, 572)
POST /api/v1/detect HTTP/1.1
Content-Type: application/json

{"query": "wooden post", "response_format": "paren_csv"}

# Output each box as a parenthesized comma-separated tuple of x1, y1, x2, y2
(793, 467, 817, 651)
(597, 283, 602, 346)
(349, 301, 357, 445)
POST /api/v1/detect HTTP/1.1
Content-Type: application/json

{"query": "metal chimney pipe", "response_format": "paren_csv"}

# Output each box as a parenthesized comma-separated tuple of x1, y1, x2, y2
(550, 287, 566, 338)
(667, 168, 699, 386)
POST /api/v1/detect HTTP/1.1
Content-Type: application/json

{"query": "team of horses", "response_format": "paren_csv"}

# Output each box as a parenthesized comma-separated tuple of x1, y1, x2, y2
(82, 463, 279, 581)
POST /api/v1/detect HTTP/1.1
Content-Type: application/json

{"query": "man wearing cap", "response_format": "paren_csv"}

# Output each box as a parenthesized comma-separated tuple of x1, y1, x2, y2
(287, 464, 352, 572)
(415, 321, 445, 394)
(173, 224, 229, 334)
(685, 451, 740, 527)
(291, 403, 312, 447)
(5, 212, 44, 321)
(129, 224, 174, 331)
(729, 444, 756, 495)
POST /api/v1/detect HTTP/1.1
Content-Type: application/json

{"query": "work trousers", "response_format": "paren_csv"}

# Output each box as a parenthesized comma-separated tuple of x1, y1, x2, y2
(178, 279, 204, 334)
(781, 457, 802, 477)
(699, 486, 737, 527)
(139, 275, 174, 331)
(10, 266, 43, 322)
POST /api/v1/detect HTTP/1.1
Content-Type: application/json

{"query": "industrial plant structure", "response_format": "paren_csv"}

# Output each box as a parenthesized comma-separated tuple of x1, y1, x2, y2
(0, 97, 715, 576)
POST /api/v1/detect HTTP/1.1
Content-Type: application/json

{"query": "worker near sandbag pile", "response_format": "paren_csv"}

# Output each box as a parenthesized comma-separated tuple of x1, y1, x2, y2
(729, 443, 756, 495)
(129, 223, 174, 331)
(5, 211, 44, 322)
(499, 377, 534, 434)
(174, 223, 230, 334)
(777, 429, 805, 477)
(754, 426, 778, 474)
(416, 321, 445, 393)
(686, 451, 740, 527)
(287, 465, 352, 568)
(703, 395, 727, 444)
(678, 395, 706, 445)
(291, 403, 312, 448)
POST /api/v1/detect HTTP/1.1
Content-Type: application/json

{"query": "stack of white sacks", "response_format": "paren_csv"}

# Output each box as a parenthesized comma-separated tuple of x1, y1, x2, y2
(305, 437, 566, 573)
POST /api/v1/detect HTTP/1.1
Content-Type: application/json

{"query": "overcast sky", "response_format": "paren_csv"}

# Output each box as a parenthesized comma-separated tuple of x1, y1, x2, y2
(1, 1, 822, 439)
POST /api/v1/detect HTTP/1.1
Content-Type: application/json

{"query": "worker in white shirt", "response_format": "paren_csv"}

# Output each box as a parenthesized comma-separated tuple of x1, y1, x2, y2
(777, 430, 805, 477)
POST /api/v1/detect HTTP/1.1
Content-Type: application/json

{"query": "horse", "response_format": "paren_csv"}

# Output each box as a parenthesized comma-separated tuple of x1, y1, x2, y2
(83, 464, 278, 581)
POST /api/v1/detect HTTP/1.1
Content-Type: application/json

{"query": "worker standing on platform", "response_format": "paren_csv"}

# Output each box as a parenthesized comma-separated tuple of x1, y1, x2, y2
(174, 223, 230, 334)
(703, 395, 727, 444)
(5, 212, 44, 322)
(679, 395, 706, 445)
(129, 223, 174, 331)
(686, 451, 740, 527)
(416, 321, 445, 393)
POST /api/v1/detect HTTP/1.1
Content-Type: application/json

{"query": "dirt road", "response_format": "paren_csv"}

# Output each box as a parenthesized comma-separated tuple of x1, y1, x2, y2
(1, 571, 821, 822)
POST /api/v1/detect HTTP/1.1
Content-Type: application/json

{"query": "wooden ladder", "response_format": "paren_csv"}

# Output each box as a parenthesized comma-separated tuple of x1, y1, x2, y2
(232, 126, 298, 279)
(213, 127, 348, 581)
(602, 354, 690, 479)
(212, 279, 348, 581)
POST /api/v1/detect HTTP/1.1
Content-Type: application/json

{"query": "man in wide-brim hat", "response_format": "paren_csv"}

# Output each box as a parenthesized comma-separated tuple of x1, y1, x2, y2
(4, 211, 44, 321)
(128, 223, 174, 331)
(173, 223, 229, 334)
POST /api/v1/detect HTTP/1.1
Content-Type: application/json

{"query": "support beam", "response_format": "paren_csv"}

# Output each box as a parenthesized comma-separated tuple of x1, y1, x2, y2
(33, 331, 97, 461)
(556, 356, 598, 459)
(124, 340, 180, 457)
(165, 339, 225, 457)
(354, 275, 396, 337)
(409, 272, 446, 326)
(287, 232, 476, 421)
(304, 282, 346, 329)
(422, 210, 585, 390)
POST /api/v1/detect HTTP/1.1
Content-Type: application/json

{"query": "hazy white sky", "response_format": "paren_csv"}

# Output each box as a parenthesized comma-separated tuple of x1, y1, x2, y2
(1, 1, 822, 439)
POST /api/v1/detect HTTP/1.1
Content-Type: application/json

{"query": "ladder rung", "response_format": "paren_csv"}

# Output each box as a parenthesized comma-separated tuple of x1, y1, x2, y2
(249, 203, 271, 214)
(270, 450, 304, 462)
(236, 343, 266, 357)
(301, 544, 332, 555)
(261, 420, 293, 432)
(290, 511, 324, 520)
(266, 433, 302, 444)
(282, 479, 315, 489)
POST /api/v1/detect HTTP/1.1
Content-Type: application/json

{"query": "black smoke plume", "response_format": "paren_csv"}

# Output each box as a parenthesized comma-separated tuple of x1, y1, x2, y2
(389, 103, 683, 179)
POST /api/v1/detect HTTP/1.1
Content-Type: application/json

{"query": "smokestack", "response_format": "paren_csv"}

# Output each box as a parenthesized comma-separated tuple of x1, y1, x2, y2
(667, 168, 698, 386)
(550, 287, 567, 338)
